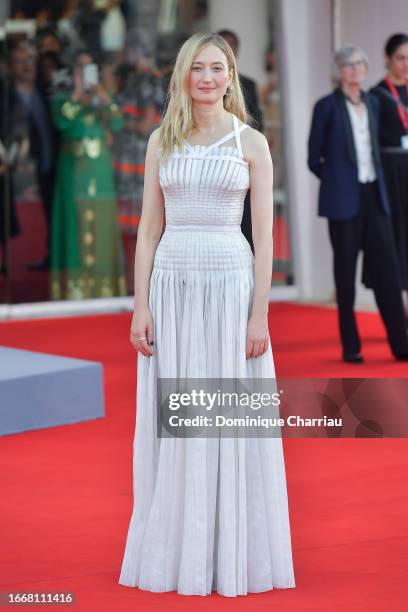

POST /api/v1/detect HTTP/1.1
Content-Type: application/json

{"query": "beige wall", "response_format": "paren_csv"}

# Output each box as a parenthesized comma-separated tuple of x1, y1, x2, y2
(278, 0, 333, 300)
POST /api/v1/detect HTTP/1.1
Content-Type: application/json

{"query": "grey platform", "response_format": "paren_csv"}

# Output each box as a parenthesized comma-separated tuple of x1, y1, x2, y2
(0, 346, 105, 436)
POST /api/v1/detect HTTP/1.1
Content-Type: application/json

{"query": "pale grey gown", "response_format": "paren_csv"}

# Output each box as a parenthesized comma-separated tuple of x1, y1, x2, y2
(119, 113, 296, 597)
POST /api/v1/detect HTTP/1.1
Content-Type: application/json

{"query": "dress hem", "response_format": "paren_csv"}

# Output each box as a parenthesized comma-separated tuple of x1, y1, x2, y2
(118, 579, 297, 597)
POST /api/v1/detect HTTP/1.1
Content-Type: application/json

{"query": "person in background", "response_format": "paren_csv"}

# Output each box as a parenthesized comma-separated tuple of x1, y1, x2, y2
(217, 30, 263, 132)
(191, 0, 210, 33)
(308, 45, 408, 363)
(50, 49, 126, 300)
(36, 51, 65, 101)
(9, 42, 57, 270)
(74, 0, 105, 61)
(113, 61, 165, 294)
(37, 28, 63, 56)
(366, 33, 408, 323)
(0, 76, 27, 274)
(217, 29, 264, 254)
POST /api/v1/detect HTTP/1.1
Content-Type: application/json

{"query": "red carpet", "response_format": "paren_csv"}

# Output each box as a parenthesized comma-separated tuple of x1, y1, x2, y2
(0, 304, 407, 611)
(0, 200, 50, 304)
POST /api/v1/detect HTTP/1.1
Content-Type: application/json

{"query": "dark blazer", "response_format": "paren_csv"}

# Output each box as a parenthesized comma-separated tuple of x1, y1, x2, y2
(239, 73, 263, 132)
(238, 74, 263, 254)
(10, 81, 57, 177)
(307, 88, 390, 219)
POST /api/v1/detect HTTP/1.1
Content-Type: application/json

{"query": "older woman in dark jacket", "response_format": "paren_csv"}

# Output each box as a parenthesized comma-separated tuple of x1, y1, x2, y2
(308, 45, 408, 363)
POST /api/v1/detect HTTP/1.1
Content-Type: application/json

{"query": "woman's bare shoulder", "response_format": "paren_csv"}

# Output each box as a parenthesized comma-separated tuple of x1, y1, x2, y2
(239, 123, 270, 163)
(148, 127, 161, 146)
(146, 128, 162, 162)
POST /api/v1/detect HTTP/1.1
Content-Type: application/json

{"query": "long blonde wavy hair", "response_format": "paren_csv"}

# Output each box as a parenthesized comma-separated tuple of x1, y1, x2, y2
(159, 32, 248, 161)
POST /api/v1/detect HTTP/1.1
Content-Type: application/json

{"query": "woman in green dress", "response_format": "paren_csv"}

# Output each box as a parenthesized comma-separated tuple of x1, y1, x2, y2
(50, 50, 126, 300)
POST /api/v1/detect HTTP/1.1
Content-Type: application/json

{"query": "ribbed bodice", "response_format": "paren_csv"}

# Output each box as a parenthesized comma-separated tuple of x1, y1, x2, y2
(159, 144, 249, 226)
(153, 114, 253, 272)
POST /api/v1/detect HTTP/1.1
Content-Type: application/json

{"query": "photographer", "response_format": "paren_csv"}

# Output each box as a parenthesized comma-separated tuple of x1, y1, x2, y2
(50, 49, 126, 300)
(9, 42, 57, 270)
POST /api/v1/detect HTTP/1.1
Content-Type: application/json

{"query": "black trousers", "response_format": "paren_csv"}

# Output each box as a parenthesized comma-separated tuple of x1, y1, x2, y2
(37, 167, 56, 255)
(328, 181, 408, 356)
(241, 190, 254, 254)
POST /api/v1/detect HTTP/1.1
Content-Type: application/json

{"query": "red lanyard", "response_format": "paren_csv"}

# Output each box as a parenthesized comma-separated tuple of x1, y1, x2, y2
(384, 76, 408, 132)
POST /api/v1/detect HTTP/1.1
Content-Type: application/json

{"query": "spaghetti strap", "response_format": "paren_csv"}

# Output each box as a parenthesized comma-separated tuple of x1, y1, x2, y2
(183, 114, 249, 157)
(233, 114, 249, 158)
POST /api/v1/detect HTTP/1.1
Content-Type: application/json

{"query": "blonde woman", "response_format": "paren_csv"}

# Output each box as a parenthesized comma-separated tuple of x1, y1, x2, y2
(119, 32, 296, 597)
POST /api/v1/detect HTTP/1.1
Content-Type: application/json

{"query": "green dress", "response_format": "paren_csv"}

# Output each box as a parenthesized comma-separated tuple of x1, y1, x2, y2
(50, 93, 126, 300)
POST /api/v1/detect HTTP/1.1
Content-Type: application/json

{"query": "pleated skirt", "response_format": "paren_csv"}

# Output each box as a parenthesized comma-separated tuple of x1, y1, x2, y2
(119, 230, 296, 596)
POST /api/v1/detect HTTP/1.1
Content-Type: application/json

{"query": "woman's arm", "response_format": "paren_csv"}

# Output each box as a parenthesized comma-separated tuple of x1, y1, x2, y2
(130, 128, 164, 356)
(245, 129, 274, 359)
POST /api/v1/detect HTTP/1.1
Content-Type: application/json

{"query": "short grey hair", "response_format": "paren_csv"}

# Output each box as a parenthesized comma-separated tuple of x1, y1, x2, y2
(331, 45, 369, 82)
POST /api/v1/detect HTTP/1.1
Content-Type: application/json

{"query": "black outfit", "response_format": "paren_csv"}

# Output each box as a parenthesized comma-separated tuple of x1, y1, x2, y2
(75, 1, 105, 61)
(329, 182, 407, 355)
(0, 82, 24, 246)
(36, 85, 60, 242)
(308, 88, 408, 358)
(239, 73, 264, 254)
(239, 74, 263, 133)
(366, 80, 408, 289)
(13, 83, 58, 257)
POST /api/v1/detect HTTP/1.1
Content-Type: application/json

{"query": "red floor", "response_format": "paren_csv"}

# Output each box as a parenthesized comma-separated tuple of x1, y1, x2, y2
(0, 305, 407, 611)
(0, 200, 50, 304)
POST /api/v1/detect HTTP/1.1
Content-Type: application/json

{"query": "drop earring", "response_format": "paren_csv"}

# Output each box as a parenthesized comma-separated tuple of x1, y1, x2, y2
(225, 85, 233, 96)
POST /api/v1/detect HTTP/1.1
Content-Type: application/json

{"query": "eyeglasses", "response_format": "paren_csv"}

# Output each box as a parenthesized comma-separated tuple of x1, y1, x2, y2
(341, 60, 366, 69)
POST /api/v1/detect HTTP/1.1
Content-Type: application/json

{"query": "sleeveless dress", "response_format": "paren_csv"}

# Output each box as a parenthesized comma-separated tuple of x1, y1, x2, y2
(118, 113, 296, 597)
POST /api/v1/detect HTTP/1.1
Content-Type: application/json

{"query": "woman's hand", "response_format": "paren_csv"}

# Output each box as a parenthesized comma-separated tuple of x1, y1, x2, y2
(92, 82, 111, 105)
(246, 313, 270, 359)
(130, 307, 155, 357)
(72, 68, 84, 102)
